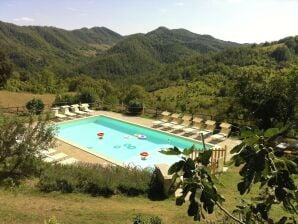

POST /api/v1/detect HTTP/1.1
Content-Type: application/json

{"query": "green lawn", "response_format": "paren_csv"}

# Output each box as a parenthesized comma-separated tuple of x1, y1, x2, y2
(0, 167, 294, 224)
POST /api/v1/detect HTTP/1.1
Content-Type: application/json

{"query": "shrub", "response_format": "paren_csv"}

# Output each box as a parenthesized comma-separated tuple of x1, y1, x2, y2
(38, 163, 152, 197)
(26, 98, 45, 115)
(77, 87, 99, 104)
(127, 99, 143, 115)
(132, 215, 162, 224)
(53, 93, 78, 106)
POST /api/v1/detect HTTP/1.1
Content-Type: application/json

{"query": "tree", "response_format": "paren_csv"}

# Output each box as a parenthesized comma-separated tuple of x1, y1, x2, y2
(271, 46, 291, 62)
(124, 85, 148, 104)
(26, 98, 45, 115)
(234, 72, 296, 129)
(0, 50, 12, 87)
(127, 99, 143, 115)
(161, 126, 297, 223)
(0, 115, 55, 186)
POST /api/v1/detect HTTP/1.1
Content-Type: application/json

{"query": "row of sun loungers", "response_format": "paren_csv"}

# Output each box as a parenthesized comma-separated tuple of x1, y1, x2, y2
(152, 111, 232, 142)
(39, 148, 79, 165)
(52, 103, 94, 120)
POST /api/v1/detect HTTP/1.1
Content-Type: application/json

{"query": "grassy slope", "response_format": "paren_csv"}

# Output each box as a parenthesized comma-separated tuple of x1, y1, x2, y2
(0, 167, 292, 224)
(0, 186, 195, 224)
(0, 90, 55, 107)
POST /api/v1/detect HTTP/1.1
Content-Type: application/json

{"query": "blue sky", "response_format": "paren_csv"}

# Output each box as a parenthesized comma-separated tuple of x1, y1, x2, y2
(0, 0, 297, 43)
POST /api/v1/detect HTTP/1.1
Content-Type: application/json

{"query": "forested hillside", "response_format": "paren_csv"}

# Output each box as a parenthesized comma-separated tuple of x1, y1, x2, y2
(0, 21, 122, 74)
(1, 21, 297, 128)
(77, 26, 240, 78)
(0, 22, 240, 79)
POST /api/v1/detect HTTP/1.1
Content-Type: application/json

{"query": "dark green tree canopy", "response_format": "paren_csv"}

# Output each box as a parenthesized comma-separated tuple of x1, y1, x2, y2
(0, 50, 13, 87)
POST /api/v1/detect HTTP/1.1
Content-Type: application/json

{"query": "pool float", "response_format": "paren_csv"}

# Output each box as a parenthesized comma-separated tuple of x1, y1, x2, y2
(138, 135, 147, 140)
(140, 152, 149, 160)
(123, 143, 136, 149)
(97, 132, 104, 139)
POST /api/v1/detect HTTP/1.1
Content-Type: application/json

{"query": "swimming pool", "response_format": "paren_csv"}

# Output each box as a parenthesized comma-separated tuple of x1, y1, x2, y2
(54, 115, 212, 168)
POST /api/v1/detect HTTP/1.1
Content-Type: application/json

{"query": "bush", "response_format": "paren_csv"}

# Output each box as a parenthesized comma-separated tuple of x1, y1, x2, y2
(53, 94, 78, 106)
(132, 215, 162, 224)
(38, 163, 152, 197)
(77, 87, 99, 104)
(26, 98, 45, 115)
(127, 99, 143, 115)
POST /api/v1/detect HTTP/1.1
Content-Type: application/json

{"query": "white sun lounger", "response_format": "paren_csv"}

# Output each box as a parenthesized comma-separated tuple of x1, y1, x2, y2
(61, 105, 76, 116)
(210, 122, 232, 141)
(59, 157, 79, 165)
(197, 120, 216, 138)
(52, 108, 67, 119)
(80, 104, 94, 113)
(171, 115, 192, 132)
(71, 104, 87, 115)
(161, 113, 181, 129)
(183, 117, 203, 134)
(40, 148, 56, 156)
(152, 111, 171, 127)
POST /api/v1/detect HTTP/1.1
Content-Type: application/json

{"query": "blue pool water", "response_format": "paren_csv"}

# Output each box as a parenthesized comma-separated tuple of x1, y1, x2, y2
(54, 116, 212, 168)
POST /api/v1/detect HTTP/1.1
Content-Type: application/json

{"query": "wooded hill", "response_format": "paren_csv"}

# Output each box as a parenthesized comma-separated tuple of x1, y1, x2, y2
(0, 21, 239, 77)
(0, 21, 122, 74)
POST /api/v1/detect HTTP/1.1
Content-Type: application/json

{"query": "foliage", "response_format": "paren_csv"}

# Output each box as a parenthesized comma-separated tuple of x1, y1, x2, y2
(26, 98, 45, 115)
(127, 99, 144, 115)
(38, 163, 152, 197)
(132, 215, 162, 224)
(124, 85, 149, 104)
(160, 146, 225, 221)
(77, 87, 99, 104)
(0, 115, 54, 186)
(271, 46, 292, 62)
(53, 93, 78, 106)
(0, 50, 13, 87)
(161, 126, 298, 223)
(231, 126, 297, 223)
(233, 68, 298, 128)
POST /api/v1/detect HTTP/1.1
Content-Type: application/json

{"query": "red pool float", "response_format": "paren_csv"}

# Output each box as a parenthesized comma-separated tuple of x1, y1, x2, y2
(140, 152, 149, 160)
(97, 132, 104, 139)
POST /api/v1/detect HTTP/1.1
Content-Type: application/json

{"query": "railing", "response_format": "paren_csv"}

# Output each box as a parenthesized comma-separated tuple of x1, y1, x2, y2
(0, 100, 251, 132)
(190, 146, 227, 174)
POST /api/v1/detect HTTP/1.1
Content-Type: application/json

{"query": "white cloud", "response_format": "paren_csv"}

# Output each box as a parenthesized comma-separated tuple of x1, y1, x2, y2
(13, 17, 35, 22)
(174, 2, 185, 6)
(67, 7, 78, 11)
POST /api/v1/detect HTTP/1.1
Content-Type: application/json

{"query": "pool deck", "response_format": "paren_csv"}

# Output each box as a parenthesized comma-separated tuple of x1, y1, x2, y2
(52, 111, 241, 166)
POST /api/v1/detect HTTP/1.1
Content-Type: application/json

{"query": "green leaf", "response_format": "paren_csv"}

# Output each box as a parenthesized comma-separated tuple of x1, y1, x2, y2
(176, 196, 185, 206)
(185, 158, 195, 170)
(199, 150, 212, 166)
(168, 160, 185, 175)
(264, 128, 279, 138)
(159, 146, 181, 155)
(182, 147, 194, 156)
(277, 217, 287, 224)
(275, 187, 287, 201)
(187, 201, 199, 216)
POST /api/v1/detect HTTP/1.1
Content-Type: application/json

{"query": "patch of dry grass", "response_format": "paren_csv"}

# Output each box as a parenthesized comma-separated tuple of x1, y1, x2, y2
(0, 90, 56, 108)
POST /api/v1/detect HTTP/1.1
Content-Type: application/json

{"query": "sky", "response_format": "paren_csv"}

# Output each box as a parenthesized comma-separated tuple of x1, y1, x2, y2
(0, 0, 298, 43)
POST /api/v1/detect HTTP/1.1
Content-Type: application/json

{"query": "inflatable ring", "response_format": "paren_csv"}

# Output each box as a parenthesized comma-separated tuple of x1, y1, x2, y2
(128, 145, 136, 149)
(140, 151, 149, 160)
(138, 135, 147, 140)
